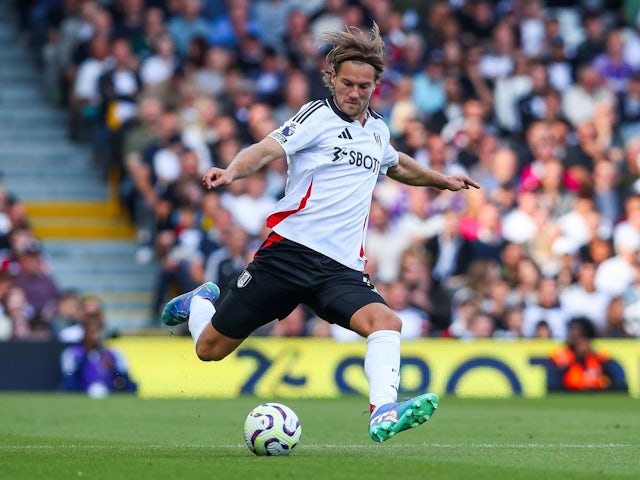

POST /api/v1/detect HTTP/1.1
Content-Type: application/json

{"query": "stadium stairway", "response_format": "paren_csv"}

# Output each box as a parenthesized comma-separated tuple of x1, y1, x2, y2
(0, 6, 160, 334)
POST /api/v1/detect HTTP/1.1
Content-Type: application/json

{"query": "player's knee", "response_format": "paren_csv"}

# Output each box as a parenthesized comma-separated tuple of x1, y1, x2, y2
(195, 340, 228, 362)
(382, 313, 402, 332)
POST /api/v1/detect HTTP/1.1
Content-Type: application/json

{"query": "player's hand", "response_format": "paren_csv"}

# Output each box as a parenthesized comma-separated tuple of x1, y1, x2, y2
(444, 174, 480, 191)
(202, 167, 235, 189)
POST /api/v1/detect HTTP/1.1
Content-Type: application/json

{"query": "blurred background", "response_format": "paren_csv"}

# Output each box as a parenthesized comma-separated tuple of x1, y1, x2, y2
(0, 0, 639, 397)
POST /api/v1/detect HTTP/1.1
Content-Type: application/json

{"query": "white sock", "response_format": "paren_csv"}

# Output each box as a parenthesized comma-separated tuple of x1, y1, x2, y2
(188, 296, 216, 344)
(365, 330, 401, 415)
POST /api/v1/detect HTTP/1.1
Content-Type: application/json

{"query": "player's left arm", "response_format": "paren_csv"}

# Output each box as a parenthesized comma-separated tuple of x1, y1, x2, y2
(387, 152, 480, 191)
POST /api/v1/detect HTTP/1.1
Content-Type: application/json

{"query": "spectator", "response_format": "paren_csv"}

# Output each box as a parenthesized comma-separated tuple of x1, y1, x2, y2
(424, 209, 474, 291)
(594, 224, 639, 297)
(203, 224, 250, 297)
(220, 168, 277, 238)
(129, 6, 167, 61)
(366, 198, 408, 283)
(446, 287, 480, 338)
(411, 49, 446, 117)
(112, 0, 146, 43)
(181, 95, 219, 172)
(555, 194, 600, 251)
(209, 0, 262, 49)
(501, 190, 539, 245)
(560, 261, 611, 333)
(602, 296, 632, 338)
(522, 276, 572, 340)
(97, 37, 143, 175)
(592, 159, 623, 237)
(383, 280, 430, 339)
(564, 120, 604, 189)
(140, 33, 180, 89)
(592, 29, 635, 95)
(281, 8, 312, 71)
(516, 61, 552, 134)
(50, 289, 82, 338)
(58, 294, 104, 343)
(2, 284, 44, 340)
(544, 37, 573, 94)
(308, 0, 347, 37)
(561, 64, 615, 128)
(273, 69, 311, 126)
(548, 316, 628, 392)
(493, 304, 525, 339)
(480, 277, 512, 327)
(617, 72, 640, 143)
(152, 205, 204, 318)
(573, 11, 607, 69)
(397, 246, 443, 329)
(191, 45, 235, 98)
(60, 301, 138, 397)
(167, 0, 210, 57)
(69, 34, 110, 142)
(13, 240, 59, 324)
(463, 197, 505, 262)
(478, 22, 516, 83)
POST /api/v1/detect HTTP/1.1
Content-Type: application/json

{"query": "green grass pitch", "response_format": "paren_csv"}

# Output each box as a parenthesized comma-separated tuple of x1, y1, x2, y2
(1, 393, 638, 480)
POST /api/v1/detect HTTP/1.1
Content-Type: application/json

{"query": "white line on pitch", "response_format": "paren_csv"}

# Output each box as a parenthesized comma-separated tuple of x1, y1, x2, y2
(1, 443, 637, 450)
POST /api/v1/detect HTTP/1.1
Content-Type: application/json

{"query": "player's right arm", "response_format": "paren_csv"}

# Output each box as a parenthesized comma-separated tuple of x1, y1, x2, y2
(202, 136, 285, 189)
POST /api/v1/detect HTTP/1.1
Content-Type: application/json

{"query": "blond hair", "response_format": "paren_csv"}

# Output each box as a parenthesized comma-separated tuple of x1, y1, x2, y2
(319, 23, 385, 93)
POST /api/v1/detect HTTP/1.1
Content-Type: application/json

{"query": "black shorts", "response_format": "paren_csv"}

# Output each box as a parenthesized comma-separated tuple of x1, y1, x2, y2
(211, 233, 386, 339)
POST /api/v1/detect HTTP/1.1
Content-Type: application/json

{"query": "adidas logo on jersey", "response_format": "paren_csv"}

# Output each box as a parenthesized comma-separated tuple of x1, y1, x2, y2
(338, 128, 353, 139)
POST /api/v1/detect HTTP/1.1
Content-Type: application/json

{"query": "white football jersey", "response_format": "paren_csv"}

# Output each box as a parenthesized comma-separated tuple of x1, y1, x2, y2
(267, 97, 400, 271)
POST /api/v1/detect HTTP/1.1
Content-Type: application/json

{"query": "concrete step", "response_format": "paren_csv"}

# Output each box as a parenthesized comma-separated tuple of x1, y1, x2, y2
(3, 165, 96, 178)
(6, 173, 104, 185)
(25, 202, 122, 217)
(0, 143, 88, 157)
(5, 188, 109, 202)
(25, 202, 134, 240)
(0, 126, 69, 141)
(0, 86, 48, 102)
(0, 109, 67, 122)
(49, 263, 157, 276)
(44, 240, 141, 255)
(98, 291, 154, 305)
(28, 216, 135, 239)
(54, 272, 157, 291)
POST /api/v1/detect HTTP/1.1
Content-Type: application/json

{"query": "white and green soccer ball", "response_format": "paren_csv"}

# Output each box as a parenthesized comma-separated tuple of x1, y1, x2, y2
(243, 402, 302, 456)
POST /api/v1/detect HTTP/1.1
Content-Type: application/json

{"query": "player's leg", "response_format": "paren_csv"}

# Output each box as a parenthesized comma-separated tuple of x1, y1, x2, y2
(350, 302, 402, 412)
(161, 281, 241, 360)
(350, 302, 439, 442)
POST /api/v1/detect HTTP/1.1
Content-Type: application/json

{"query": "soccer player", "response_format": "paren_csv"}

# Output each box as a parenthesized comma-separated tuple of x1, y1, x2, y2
(162, 23, 479, 442)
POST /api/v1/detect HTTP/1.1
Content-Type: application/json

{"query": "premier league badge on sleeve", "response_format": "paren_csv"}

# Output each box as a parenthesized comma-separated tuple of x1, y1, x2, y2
(281, 122, 297, 137)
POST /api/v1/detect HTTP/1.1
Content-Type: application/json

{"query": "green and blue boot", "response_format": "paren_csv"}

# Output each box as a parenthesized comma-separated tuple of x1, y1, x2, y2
(161, 282, 220, 326)
(369, 392, 439, 442)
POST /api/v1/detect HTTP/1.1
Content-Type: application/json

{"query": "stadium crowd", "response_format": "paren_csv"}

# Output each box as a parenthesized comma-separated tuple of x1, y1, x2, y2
(2, 0, 640, 344)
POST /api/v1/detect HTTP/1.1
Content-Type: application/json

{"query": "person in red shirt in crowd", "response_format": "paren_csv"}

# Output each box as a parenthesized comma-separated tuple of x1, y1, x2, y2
(548, 316, 628, 392)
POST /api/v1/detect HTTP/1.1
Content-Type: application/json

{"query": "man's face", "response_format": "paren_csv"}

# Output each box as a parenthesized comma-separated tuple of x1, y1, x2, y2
(331, 60, 378, 121)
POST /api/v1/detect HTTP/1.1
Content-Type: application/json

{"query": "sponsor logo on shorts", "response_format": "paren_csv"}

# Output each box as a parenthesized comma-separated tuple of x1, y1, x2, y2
(237, 270, 252, 288)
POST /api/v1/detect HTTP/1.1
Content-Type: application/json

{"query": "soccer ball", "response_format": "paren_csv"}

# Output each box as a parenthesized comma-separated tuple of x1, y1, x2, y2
(243, 402, 302, 456)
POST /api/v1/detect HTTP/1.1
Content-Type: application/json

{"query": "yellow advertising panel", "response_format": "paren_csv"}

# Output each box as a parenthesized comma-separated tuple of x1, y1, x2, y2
(109, 338, 640, 399)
